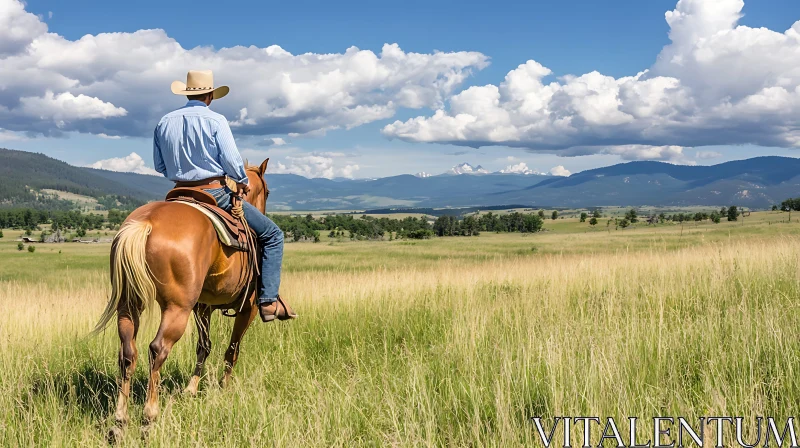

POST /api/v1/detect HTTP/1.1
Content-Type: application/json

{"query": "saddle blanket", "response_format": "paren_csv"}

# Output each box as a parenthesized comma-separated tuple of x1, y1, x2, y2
(173, 201, 235, 247)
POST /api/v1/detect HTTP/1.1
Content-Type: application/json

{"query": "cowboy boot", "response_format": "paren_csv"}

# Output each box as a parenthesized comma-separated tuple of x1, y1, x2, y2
(259, 295, 297, 323)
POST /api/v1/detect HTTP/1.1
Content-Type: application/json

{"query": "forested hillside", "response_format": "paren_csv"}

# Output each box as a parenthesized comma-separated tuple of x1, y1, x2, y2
(0, 148, 161, 209)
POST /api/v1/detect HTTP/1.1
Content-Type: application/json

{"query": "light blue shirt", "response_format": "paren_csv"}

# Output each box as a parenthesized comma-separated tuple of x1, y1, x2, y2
(153, 100, 248, 184)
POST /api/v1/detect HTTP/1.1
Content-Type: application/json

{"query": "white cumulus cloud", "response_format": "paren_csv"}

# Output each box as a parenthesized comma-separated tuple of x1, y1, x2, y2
(270, 155, 360, 179)
(88, 152, 160, 176)
(499, 162, 543, 175)
(0, 0, 488, 139)
(382, 0, 800, 159)
(549, 165, 571, 176)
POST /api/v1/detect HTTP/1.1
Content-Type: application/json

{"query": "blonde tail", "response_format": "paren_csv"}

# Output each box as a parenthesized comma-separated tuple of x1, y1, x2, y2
(93, 220, 156, 334)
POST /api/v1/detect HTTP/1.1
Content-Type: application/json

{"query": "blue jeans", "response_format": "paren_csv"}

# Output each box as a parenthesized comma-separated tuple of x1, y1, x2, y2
(206, 187, 283, 304)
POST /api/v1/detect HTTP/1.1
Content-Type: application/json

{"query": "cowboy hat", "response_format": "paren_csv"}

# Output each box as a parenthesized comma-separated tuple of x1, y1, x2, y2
(170, 70, 229, 99)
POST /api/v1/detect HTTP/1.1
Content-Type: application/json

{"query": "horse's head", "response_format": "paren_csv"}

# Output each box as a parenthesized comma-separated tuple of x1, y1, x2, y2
(244, 158, 270, 214)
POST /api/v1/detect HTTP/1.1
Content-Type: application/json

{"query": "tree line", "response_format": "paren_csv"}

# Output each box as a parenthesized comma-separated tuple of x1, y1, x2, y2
(0, 208, 130, 230)
(269, 211, 548, 242)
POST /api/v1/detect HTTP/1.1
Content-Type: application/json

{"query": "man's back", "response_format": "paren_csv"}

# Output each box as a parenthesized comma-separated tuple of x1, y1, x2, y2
(153, 100, 248, 184)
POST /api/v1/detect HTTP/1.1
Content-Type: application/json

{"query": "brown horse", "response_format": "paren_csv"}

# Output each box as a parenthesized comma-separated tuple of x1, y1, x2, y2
(94, 158, 271, 427)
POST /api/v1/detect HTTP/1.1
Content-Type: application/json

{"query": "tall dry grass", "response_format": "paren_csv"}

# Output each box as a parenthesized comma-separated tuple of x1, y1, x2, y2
(1, 235, 799, 446)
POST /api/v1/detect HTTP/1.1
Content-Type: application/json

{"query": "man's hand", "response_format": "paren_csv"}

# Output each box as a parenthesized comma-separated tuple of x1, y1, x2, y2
(236, 182, 250, 196)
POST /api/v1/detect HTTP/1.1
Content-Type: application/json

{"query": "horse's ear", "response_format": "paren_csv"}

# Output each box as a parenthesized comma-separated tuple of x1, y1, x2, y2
(259, 158, 269, 176)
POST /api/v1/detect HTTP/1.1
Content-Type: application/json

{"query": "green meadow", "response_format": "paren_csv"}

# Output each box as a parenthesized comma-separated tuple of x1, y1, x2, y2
(1, 211, 800, 446)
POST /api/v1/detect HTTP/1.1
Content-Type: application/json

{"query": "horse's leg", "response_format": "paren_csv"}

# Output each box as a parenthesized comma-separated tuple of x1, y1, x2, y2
(143, 304, 191, 423)
(184, 303, 212, 396)
(113, 305, 139, 426)
(220, 297, 259, 388)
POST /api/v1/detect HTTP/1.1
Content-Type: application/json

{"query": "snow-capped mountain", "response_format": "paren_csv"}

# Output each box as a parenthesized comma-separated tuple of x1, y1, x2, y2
(448, 162, 490, 175)
(498, 162, 546, 175)
(415, 172, 432, 178)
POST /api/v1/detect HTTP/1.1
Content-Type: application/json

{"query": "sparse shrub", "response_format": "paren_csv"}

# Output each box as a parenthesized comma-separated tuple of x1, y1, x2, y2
(17, 242, 24, 251)
(727, 206, 739, 221)
(625, 208, 638, 224)
(27, 245, 35, 253)
(589, 217, 598, 227)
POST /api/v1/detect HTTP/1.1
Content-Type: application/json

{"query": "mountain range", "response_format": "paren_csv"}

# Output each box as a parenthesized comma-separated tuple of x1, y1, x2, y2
(1, 147, 798, 210)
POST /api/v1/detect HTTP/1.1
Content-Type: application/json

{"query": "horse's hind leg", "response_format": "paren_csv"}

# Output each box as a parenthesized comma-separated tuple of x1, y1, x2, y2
(143, 304, 191, 423)
(113, 303, 140, 427)
(220, 298, 259, 388)
(184, 303, 212, 396)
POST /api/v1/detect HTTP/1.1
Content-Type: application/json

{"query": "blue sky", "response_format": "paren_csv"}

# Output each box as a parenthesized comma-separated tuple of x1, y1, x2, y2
(5, 0, 800, 178)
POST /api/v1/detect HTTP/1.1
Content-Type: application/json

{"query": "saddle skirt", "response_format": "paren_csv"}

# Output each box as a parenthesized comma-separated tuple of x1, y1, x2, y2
(165, 187, 251, 252)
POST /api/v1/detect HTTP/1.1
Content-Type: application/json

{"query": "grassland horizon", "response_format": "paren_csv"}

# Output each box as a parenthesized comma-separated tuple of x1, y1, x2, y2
(1, 211, 800, 446)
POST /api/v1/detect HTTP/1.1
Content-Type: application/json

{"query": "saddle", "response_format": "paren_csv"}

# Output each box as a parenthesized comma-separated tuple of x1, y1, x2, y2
(165, 186, 250, 252)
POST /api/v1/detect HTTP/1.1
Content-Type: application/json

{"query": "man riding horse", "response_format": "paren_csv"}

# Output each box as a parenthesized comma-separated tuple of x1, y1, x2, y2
(96, 71, 299, 433)
(153, 70, 296, 322)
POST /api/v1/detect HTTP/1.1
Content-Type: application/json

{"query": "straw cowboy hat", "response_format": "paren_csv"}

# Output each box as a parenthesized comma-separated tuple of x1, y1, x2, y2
(171, 70, 229, 99)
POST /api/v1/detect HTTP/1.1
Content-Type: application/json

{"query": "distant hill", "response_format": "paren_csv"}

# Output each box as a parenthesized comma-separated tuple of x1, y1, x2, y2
(1, 148, 797, 210)
(487, 156, 800, 208)
(85, 168, 173, 199)
(0, 148, 169, 209)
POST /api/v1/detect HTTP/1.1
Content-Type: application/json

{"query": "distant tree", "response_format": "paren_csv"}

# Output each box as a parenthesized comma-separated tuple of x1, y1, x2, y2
(0, 229, 3, 239)
(17, 242, 24, 251)
(780, 197, 800, 222)
(538, 210, 545, 218)
(592, 209, 602, 219)
(710, 212, 721, 224)
(772, 205, 779, 211)
(720, 206, 728, 215)
(625, 208, 638, 224)
(727, 206, 739, 222)
(580, 212, 587, 223)
(658, 212, 666, 224)
(780, 198, 800, 212)
(551, 210, 558, 220)
(328, 230, 336, 238)
(619, 218, 630, 229)
(25, 228, 32, 236)
(76, 227, 87, 238)
(27, 245, 35, 253)
(589, 217, 598, 227)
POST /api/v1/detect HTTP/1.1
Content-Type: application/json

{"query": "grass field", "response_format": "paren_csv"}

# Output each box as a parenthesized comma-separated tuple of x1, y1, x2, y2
(1, 211, 800, 446)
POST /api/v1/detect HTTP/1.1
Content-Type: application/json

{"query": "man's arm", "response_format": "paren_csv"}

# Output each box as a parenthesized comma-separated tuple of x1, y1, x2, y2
(152, 126, 167, 177)
(215, 119, 249, 185)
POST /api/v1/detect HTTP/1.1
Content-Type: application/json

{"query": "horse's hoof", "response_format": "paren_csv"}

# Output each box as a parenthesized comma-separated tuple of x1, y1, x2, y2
(140, 422, 153, 441)
(183, 376, 200, 396)
(183, 387, 198, 397)
(107, 425, 125, 444)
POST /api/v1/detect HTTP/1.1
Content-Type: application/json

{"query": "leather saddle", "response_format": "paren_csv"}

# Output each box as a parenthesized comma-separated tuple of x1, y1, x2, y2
(165, 187, 251, 252)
